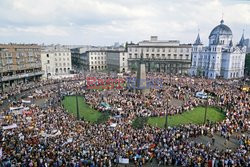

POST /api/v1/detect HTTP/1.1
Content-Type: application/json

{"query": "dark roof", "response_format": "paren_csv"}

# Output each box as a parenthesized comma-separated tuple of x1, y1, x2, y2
(209, 20, 232, 38)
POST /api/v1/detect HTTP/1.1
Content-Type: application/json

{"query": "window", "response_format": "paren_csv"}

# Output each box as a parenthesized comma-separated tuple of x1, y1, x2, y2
(47, 54, 49, 58)
(47, 60, 50, 64)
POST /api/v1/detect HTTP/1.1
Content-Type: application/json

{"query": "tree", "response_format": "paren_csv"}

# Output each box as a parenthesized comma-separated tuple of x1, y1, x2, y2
(245, 53, 250, 76)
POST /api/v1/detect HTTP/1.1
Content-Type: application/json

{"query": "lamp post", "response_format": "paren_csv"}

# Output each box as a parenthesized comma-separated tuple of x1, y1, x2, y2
(204, 96, 208, 125)
(164, 98, 169, 129)
(76, 89, 80, 120)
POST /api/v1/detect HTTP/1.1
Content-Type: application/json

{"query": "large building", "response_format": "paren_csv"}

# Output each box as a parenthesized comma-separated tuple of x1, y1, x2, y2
(189, 20, 246, 79)
(106, 51, 128, 72)
(71, 46, 126, 72)
(127, 36, 192, 74)
(0, 44, 43, 90)
(41, 45, 72, 78)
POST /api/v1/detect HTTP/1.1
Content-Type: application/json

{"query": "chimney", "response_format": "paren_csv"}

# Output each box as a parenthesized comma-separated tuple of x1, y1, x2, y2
(150, 36, 158, 41)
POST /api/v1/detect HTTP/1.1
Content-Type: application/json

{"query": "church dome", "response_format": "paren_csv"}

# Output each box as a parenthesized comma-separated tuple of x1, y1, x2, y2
(209, 20, 232, 38)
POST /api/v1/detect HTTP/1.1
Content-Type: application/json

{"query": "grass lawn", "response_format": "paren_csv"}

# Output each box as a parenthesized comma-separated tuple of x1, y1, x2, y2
(148, 106, 225, 128)
(62, 96, 105, 123)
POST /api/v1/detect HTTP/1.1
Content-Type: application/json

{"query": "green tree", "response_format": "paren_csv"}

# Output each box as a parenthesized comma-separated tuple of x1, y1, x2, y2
(245, 53, 250, 76)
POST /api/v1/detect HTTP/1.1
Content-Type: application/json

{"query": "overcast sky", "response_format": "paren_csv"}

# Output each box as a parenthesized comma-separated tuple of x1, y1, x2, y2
(0, 0, 249, 45)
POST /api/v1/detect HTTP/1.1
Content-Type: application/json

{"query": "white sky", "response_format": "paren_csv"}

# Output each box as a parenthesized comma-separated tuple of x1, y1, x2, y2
(0, 0, 249, 45)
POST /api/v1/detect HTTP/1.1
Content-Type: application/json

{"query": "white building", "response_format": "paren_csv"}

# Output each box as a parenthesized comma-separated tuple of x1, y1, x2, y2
(41, 45, 72, 78)
(127, 36, 192, 74)
(106, 51, 128, 72)
(71, 46, 126, 72)
(85, 50, 107, 71)
(190, 20, 246, 79)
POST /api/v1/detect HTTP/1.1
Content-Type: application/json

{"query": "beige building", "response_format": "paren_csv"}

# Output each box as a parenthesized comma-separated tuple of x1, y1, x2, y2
(71, 46, 125, 72)
(41, 45, 72, 78)
(106, 51, 128, 72)
(0, 44, 43, 91)
(127, 36, 192, 74)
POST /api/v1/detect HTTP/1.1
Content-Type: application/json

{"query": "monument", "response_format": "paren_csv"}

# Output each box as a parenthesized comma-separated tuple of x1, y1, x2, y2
(136, 51, 149, 94)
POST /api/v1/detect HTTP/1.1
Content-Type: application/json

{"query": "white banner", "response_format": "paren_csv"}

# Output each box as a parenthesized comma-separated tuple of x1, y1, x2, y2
(2, 123, 18, 130)
(22, 100, 31, 104)
(119, 158, 129, 164)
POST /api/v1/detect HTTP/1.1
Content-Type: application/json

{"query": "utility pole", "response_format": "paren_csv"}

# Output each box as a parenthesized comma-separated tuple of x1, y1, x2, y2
(76, 89, 80, 120)
(204, 97, 208, 125)
(164, 98, 169, 129)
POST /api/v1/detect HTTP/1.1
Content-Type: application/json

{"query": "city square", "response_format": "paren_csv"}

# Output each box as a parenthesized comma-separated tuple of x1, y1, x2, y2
(0, 0, 250, 167)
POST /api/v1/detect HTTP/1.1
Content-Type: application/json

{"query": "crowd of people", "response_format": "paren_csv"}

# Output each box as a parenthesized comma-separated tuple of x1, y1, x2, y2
(0, 72, 249, 166)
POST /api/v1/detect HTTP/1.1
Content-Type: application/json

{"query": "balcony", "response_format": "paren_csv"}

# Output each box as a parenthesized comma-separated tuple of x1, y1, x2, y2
(1, 71, 44, 82)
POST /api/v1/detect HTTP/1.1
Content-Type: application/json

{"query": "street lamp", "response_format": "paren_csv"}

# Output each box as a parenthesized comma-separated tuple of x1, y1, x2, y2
(164, 98, 169, 129)
(204, 96, 209, 125)
(76, 89, 80, 120)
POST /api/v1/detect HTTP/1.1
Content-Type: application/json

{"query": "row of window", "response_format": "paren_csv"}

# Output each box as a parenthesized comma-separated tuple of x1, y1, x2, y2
(54, 58, 70, 61)
(46, 53, 70, 57)
(129, 48, 190, 53)
(89, 52, 106, 55)
(55, 63, 70, 67)
(55, 68, 71, 73)
(90, 57, 105, 60)
(90, 61, 106, 65)
(129, 53, 190, 59)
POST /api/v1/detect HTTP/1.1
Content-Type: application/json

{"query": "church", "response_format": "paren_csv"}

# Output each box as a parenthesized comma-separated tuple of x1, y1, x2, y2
(189, 20, 246, 79)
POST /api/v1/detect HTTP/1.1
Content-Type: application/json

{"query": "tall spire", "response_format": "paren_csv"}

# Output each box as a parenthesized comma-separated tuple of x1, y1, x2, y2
(194, 33, 202, 45)
(237, 29, 245, 47)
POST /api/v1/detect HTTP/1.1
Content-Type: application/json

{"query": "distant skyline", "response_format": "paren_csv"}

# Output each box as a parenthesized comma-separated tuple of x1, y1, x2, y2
(0, 0, 249, 45)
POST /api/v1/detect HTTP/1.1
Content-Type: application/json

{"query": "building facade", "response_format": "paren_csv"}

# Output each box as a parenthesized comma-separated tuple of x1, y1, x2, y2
(71, 46, 126, 72)
(127, 36, 192, 74)
(190, 20, 246, 79)
(41, 45, 72, 77)
(0, 44, 43, 90)
(106, 51, 128, 72)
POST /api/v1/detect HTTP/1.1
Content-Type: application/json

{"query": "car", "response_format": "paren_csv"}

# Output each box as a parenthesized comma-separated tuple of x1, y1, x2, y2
(196, 92, 208, 99)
